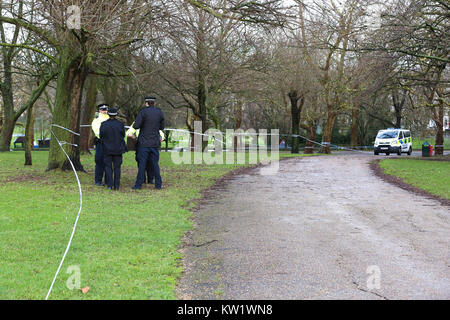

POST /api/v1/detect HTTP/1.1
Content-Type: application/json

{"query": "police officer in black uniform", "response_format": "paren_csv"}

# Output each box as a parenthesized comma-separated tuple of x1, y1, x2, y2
(92, 104, 109, 186)
(127, 122, 155, 184)
(100, 108, 127, 190)
(131, 96, 165, 190)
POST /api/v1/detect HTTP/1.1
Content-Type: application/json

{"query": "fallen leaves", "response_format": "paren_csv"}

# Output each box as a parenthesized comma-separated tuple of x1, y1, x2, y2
(81, 286, 90, 294)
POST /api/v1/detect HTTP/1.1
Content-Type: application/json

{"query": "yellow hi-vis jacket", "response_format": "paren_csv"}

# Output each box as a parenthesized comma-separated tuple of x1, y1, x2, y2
(91, 113, 109, 138)
(126, 121, 165, 142)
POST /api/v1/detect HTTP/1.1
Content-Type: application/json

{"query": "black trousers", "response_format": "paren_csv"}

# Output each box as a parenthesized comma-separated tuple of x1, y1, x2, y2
(94, 143, 105, 184)
(104, 154, 123, 189)
(135, 150, 154, 183)
(135, 147, 161, 189)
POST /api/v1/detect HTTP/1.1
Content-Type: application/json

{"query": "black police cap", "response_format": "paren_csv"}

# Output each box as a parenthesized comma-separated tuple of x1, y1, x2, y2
(107, 108, 118, 116)
(145, 96, 156, 103)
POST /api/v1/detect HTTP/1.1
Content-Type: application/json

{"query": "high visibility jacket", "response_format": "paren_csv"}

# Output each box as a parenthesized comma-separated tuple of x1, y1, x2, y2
(126, 121, 138, 138)
(91, 113, 109, 139)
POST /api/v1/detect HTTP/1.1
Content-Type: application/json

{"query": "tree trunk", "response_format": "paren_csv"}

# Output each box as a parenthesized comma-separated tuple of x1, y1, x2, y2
(196, 22, 209, 153)
(47, 54, 87, 171)
(320, 111, 337, 154)
(0, 64, 15, 151)
(198, 82, 209, 152)
(303, 122, 317, 154)
(392, 89, 406, 129)
(234, 100, 243, 152)
(289, 91, 305, 154)
(24, 104, 35, 166)
(186, 111, 195, 151)
(351, 104, 359, 149)
(434, 104, 444, 156)
(79, 75, 98, 154)
(395, 110, 402, 129)
(289, 90, 300, 154)
(0, 119, 14, 152)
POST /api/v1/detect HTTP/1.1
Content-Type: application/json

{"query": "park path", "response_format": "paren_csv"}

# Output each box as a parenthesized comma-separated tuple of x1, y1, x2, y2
(177, 154, 450, 299)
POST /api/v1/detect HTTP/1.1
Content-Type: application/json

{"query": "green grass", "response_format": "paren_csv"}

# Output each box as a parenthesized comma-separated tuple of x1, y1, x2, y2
(411, 137, 450, 150)
(0, 150, 315, 299)
(379, 159, 450, 199)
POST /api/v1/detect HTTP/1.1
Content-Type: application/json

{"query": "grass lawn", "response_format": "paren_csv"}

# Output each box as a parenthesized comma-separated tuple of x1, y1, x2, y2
(379, 159, 450, 199)
(0, 149, 314, 299)
(411, 137, 450, 150)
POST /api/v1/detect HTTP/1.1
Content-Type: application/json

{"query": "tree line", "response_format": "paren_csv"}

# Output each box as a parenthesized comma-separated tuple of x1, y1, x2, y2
(0, 0, 448, 170)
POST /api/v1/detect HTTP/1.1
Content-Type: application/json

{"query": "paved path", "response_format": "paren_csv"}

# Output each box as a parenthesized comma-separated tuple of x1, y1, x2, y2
(177, 155, 450, 299)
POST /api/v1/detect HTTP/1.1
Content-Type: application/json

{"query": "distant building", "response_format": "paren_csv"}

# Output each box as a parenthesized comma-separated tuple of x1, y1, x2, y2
(427, 108, 450, 133)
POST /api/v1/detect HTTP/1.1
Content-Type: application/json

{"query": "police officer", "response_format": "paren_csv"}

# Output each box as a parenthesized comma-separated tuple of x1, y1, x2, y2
(100, 108, 127, 190)
(92, 104, 109, 186)
(131, 96, 165, 190)
(127, 123, 166, 184)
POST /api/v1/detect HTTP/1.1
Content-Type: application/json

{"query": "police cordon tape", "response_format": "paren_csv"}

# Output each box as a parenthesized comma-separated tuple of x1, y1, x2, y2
(284, 133, 370, 154)
(45, 124, 83, 300)
(162, 128, 376, 153)
(81, 124, 446, 151)
(81, 125, 374, 152)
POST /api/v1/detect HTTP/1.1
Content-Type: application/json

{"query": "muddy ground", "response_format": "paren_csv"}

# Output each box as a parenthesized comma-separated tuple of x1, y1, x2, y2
(177, 154, 450, 300)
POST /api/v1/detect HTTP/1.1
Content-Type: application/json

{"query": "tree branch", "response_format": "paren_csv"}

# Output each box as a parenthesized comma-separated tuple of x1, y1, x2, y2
(0, 42, 57, 63)
(14, 70, 58, 122)
(0, 16, 60, 49)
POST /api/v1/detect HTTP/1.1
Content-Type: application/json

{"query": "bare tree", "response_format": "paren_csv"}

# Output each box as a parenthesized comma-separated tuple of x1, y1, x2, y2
(158, 1, 267, 149)
(1, 0, 165, 170)
(0, 0, 57, 152)
(374, 0, 449, 154)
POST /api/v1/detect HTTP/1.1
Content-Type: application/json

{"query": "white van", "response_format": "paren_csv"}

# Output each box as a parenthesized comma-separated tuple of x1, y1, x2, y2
(374, 129, 412, 155)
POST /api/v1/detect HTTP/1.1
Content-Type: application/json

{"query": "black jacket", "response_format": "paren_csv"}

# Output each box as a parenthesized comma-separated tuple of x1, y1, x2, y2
(100, 118, 128, 155)
(132, 106, 165, 148)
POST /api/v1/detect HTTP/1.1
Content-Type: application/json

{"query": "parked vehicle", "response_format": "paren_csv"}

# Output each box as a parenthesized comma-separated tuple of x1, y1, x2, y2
(374, 129, 412, 156)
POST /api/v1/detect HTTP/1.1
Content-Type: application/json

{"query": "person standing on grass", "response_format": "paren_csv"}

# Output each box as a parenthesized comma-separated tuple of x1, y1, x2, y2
(91, 104, 109, 186)
(131, 96, 165, 190)
(126, 122, 166, 185)
(100, 108, 127, 190)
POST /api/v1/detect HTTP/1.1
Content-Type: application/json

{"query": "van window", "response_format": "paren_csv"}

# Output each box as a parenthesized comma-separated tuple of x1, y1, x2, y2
(377, 130, 398, 139)
(399, 131, 404, 139)
(404, 131, 411, 138)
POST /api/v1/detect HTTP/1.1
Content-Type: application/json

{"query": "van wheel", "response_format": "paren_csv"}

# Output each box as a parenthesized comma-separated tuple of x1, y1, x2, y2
(374, 151, 379, 155)
(407, 147, 412, 155)
(397, 148, 401, 155)
(386, 152, 390, 155)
